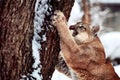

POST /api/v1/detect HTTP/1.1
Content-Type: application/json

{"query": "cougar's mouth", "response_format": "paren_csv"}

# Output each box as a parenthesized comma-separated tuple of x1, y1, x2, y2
(69, 26, 78, 36)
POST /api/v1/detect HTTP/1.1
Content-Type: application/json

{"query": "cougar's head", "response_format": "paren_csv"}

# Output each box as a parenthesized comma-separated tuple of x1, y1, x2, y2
(69, 22, 99, 44)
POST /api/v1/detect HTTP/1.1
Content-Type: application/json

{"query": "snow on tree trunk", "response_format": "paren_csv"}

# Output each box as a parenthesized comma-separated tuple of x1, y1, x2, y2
(0, 0, 35, 80)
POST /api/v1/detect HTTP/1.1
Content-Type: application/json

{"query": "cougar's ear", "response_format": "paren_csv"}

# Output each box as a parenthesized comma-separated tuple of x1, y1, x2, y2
(92, 25, 100, 34)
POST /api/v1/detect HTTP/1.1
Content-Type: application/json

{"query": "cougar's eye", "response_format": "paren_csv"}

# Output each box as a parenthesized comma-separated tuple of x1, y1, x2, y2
(78, 25, 86, 31)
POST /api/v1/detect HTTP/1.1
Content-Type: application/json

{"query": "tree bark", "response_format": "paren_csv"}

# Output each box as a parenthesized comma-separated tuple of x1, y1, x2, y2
(0, 0, 74, 80)
(0, 0, 35, 80)
(38, 0, 74, 80)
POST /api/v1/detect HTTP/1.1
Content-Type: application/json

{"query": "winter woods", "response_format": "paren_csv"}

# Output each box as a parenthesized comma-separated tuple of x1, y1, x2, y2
(0, 0, 120, 80)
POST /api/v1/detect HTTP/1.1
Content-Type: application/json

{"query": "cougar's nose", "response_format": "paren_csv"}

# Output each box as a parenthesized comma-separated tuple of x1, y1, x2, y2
(69, 25, 75, 30)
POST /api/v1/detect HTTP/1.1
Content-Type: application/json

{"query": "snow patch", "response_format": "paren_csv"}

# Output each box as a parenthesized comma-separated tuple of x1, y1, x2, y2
(52, 70, 72, 80)
(114, 65, 120, 77)
(31, 0, 49, 80)
(68, 1, 83, 26)
(100, 32, 120, 59)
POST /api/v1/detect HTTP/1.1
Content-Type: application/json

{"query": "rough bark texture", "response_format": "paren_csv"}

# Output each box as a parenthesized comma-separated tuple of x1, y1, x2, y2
(39, 0, 74, 80)
(0, 0, 35, 80)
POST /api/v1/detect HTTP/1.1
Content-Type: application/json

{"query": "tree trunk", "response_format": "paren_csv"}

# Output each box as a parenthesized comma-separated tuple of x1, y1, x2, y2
(0, 0, 74, 80)
(81, 0, 91, 24)
(0, 0, 35, 80)
(37, 0, 74, 80)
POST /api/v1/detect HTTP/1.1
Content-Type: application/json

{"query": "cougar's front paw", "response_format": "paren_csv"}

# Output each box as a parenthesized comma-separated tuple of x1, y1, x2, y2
(51, 10, 66, 26)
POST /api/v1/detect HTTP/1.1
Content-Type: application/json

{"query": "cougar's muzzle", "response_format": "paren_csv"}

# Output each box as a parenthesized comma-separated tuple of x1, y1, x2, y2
(69, 25, 78, 36)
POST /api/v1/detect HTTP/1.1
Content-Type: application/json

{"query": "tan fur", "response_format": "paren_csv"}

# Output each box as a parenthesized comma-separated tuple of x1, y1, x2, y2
(52, 10, 120, 80)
